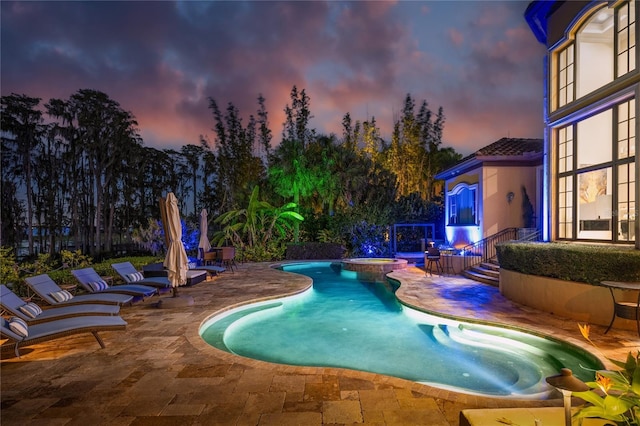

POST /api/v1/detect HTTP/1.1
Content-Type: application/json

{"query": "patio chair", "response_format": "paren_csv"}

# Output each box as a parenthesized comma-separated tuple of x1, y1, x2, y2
(0, 285, 120, 324)
(218, 246, 237, 273)
(25, 274, 135, 307)
(0, 314, 127, 358)
(425, 247, 443, 276)
(71, 267, 158, 299)
(111, 262, 172, 292)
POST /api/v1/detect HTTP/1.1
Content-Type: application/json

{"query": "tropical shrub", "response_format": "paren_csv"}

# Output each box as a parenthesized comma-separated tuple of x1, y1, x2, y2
(60, 249, 92, 269)
(574, 324, 640, 425)
(285, 242, 345, 260)
(132, 218, 165, 256)
(0, 246, 19, 285)
(344, 220, 391, 258)
(212, 186, 304, 261)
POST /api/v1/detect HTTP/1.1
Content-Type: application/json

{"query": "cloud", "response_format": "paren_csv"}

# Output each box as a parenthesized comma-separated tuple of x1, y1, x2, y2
(1, 0, 545, 156)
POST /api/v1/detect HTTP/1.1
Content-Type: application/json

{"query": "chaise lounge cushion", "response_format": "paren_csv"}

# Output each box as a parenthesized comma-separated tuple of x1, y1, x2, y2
(8, 317, 28, 337)
(50, 290, 74, 303)
(19, 302, 43, 319)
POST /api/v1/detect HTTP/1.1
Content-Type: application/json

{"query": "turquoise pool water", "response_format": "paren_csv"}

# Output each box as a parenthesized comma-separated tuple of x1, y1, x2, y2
(199, 262, 602, 398)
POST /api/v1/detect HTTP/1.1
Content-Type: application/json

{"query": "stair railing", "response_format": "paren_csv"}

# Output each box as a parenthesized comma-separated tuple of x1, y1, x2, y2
(461, 227, 540, 270)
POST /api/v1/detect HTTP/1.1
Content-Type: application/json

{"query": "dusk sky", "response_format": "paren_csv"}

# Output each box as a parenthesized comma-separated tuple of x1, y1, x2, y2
(1, 0, 546, 156)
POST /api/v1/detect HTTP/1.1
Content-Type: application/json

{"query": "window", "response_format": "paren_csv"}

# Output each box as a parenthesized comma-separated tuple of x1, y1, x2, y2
(618, 99, 636, 159)
(576, 5, 614, 98)
(558, 126, 574, 173)
(558, 176, 573, 239)
(557, 44, 575, 108)
(448, 185, 477, 225)
(555, 98, 636, 242)
(553, 1, 636, 111)
(577, 167, 612, 239)
(616, 0, 636, 77)
(617, 162, 636, 241)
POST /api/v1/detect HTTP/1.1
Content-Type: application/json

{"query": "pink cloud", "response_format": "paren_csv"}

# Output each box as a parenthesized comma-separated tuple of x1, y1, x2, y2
(448, 28, 464, 47)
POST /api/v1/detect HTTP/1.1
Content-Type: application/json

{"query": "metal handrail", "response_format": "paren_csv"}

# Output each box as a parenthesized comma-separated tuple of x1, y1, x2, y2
(461, 227, 540, 270)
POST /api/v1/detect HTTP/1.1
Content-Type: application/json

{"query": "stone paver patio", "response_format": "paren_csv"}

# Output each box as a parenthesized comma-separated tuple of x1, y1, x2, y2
(1, 262, 637, 425)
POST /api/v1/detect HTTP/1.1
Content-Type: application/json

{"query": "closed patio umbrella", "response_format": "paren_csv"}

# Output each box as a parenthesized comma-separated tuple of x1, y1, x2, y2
(162, 192, 189, 297)
(198, 208, 211, 260)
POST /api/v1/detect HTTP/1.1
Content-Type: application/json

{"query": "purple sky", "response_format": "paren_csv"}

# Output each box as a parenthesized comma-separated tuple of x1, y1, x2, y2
(1, 1, 546, 156)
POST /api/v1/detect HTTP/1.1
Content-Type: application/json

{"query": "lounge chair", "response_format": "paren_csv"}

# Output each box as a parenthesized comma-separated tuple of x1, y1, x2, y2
(71, 267, 158, 299)
(25, 274, 135, 307)
(111, 262, 172, 292)
(0, 314, 127, 357)
(0, 285, 120, 324)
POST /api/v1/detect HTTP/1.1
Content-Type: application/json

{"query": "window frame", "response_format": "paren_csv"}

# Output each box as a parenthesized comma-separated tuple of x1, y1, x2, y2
(447, 183, 478, 226)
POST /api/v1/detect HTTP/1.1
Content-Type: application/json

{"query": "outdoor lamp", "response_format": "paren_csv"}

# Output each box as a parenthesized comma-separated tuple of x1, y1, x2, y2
(545, 368, 589, 426)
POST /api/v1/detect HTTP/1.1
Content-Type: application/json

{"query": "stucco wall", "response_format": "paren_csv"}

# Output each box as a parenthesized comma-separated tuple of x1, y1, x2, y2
(500, 269, 637, 332)
(481, 166, 538, 237)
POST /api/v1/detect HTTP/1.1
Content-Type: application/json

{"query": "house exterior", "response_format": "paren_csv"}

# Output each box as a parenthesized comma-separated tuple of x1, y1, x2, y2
(525, 0, 639, 248)
(435, 137, 543, 249)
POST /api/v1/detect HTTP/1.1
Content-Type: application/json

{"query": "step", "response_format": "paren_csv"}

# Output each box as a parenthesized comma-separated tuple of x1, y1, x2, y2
(471, 265, 500, 278)
(462, 270, 499, 286)
(480, 261, 500, 272)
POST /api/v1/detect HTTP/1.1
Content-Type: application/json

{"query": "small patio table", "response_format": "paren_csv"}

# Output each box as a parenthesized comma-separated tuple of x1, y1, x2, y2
(600, 280, 640, 336)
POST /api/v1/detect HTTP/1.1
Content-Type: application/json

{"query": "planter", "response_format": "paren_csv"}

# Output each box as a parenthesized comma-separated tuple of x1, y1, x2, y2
(500, 269, 638, 332)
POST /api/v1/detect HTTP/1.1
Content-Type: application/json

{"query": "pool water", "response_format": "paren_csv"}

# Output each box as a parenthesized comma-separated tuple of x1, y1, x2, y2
(200, 262, 602, 398)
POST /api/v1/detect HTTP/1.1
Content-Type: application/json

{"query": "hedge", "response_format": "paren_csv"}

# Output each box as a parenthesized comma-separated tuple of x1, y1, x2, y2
(495, 242, 640, 285)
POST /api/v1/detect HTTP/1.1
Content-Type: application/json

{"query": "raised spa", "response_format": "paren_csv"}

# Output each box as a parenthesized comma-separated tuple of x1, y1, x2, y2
(342, 257, 408, 274)
(199, 261, 602, 398)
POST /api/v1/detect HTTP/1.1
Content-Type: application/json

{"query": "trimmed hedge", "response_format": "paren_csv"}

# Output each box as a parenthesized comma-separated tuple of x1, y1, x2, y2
(285, 242, 346, 260)
(496, 242, 640, 285)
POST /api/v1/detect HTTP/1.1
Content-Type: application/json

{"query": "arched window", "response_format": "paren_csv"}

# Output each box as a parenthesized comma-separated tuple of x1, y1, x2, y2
(552, 1, 635, 110)
(448, 184, 477, 225)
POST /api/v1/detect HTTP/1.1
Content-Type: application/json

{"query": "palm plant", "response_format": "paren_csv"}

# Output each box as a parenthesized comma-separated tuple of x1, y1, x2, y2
(212, 186, 303, 260)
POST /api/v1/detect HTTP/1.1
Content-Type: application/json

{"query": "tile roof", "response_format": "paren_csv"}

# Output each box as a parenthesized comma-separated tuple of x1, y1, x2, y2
(435, 137, 543, 180)
(475, 137, 543, 157)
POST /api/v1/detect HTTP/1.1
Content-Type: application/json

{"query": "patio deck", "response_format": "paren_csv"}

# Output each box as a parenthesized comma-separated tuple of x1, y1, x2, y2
(1, 263, 636, 425)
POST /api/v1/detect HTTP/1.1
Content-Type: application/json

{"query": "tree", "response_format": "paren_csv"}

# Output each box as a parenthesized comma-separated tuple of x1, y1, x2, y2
(1, 94, 45, 255)
(178, 144, 206, 216)
(46, 89, 142, 255)
(269, 86, 319, 242)
(208, 97, 266, 213)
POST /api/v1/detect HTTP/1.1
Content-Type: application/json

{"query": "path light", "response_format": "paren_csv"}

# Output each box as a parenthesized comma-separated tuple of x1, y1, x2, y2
(545, 368, 589, 426)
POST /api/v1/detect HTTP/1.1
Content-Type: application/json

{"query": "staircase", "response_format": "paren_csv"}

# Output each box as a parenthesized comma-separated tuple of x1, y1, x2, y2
(463, 260, 501, 286)
(460, 228, 540, 286)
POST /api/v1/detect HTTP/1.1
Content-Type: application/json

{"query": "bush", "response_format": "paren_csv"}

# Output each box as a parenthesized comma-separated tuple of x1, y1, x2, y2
(496, 242, 640, 285)
(285, 242, 346, 260)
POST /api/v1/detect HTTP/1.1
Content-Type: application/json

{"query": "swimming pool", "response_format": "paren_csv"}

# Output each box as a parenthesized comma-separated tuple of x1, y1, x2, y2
(199, 261, 602, 398)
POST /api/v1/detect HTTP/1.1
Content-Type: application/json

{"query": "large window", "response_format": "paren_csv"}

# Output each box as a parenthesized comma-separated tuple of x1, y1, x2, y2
(552, 1, 636, 111)
(555, 99, 636, 242)
(448, 184, 477, 225)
